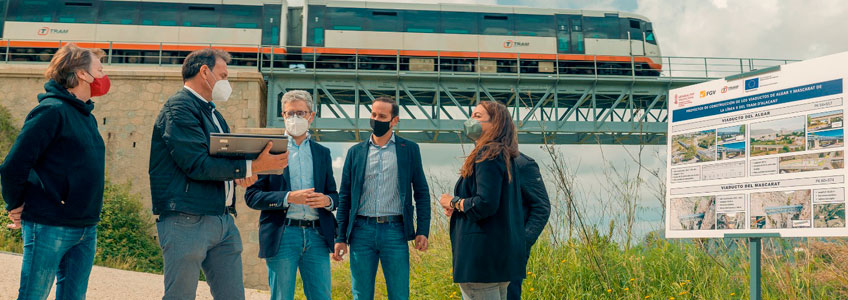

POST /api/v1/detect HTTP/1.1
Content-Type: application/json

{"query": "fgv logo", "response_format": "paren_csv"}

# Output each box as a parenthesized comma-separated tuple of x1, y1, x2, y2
(745, 78, 759, 91)
(38, 27, 49, 36)
(699, 90, 716, 98)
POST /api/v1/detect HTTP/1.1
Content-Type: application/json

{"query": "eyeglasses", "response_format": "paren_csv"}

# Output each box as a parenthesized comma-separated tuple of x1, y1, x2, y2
(283, 110, 310, 118)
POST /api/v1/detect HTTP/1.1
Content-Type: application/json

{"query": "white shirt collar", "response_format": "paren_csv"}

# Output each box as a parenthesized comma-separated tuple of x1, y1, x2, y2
(183, 85, 210, 103)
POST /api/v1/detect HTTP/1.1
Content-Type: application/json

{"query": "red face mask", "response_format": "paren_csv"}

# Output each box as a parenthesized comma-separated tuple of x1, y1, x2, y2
(86, 72, 110, 97)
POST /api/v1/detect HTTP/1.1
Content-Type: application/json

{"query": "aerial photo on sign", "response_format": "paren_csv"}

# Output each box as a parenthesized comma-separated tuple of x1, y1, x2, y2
(671, 130, 717, 165)
(750, 116, 806, 157)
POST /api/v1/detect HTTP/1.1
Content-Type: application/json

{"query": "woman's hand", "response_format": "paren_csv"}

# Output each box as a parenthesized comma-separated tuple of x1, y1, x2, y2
(439, 193, 454, 217)
(7, 204, 23, 230)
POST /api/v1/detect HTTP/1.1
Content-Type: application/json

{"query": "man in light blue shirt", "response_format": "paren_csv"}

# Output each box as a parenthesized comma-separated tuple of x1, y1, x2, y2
(245, 90, 339, 300)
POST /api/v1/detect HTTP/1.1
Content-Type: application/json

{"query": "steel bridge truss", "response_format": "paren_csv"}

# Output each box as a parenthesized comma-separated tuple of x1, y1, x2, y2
(265, 71, 706, 145)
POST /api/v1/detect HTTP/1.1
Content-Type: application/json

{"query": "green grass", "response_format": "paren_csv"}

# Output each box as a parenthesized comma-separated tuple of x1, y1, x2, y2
(273, 223, 848, 299)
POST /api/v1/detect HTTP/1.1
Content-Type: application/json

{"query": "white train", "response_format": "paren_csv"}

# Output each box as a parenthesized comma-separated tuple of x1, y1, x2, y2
(0, 0, 662, 75)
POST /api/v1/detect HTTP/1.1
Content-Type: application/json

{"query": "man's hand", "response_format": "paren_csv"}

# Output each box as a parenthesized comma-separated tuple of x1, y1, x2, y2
(332, 242, 348, 261)
(252, 142, 288, 174)
(7, 204, 23, 230)
(305, 193, 331, 208)
(235, 175, 258, 188)
(414, 235, 428, 252)
(287, 188, 316, 205)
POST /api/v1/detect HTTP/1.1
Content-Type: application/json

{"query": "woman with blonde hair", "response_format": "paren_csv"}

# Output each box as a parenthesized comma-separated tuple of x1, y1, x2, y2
(439, 101, 525, 300)
(0, 43, 109, 300)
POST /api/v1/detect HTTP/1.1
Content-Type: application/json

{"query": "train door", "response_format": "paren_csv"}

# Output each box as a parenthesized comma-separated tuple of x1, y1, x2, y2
(555, 15, 584, 54)
(0, 0, 7, 37)
(625, 19, 645, 56)
(262, 4, 282, 46)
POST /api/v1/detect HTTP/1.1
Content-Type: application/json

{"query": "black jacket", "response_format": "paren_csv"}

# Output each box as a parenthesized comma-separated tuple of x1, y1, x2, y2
(516, 153, 551, 251)
(0, 80, 105, 227)
(148, 88, 248, 216)
(450, 154, 525, 283)
(244, 139, 339, 258)
(336, 135, 430, 243)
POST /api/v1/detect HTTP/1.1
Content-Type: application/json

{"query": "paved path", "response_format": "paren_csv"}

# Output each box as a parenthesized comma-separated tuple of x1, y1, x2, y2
(0, 252, 270, 300)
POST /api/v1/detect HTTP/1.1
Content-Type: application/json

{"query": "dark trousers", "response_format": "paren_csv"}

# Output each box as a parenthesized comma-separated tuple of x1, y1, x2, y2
(507, 247, 533, 300)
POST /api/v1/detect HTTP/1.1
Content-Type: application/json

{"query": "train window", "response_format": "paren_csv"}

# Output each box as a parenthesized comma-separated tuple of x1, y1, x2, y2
(403, 10, 439, 33)
(515, 14, 554, 37)
(442, 12, 477, 34)
(98, 1, 139, 25)
(367, 10, 401, 32)
(480, 14, 512, 35)
(56, 1, 95, 23)
(220, 5, 260, 29)
(306, 5, 325, 46)
(326, 7, 366, 31)
(557, 31, 569, 52)
(8, 0, 57, 22)
(183, 5, 218, 27)
(141, 2, 180, 26)
(623, 18, 643, 40)
(645, 22, 657, 44)
(583, 16, 621, 39)
(572, 31, 584, 52)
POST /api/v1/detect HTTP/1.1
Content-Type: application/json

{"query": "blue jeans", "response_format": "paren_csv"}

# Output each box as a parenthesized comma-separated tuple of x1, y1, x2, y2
(349, 218, 409, 300)
(156, 213, 244, 300)
(17, 220, 97, 300)
(266, 226, 331, 300)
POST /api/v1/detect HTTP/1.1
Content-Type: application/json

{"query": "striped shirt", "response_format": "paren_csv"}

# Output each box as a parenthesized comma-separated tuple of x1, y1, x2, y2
(358, 134, 402, 217)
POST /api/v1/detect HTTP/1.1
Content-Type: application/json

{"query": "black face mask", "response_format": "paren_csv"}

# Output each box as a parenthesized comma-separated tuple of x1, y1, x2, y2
(370, 118, 392, 137)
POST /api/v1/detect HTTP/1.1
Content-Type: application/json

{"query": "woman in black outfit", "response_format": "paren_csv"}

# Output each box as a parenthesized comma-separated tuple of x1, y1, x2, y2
(439, 101, 524, 300)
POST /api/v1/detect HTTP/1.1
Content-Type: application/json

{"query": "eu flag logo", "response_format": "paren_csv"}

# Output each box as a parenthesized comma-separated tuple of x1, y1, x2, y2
(745, 78, 759, 90)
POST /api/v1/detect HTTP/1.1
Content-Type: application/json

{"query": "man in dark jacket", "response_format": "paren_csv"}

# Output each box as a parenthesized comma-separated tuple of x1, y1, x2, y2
(148, 48, 287, 300)
(0, 44, 107, 300)
(245, 90, 339, 300)
(507, 153, 551, 300)
(333, 97, 430, 300)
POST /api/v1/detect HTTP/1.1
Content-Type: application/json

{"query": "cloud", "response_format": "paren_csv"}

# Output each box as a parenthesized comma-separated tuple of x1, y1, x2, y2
(635, 0, 848, 59)
(332, 156, 345, 170)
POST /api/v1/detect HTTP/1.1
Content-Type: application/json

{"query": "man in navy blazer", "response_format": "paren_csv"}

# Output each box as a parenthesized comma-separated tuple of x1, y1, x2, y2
(245, 90, 338, 300)
(333, 97, 430, 300)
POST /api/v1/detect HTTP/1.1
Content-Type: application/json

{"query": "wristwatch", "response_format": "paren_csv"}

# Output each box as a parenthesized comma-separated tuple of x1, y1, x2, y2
(450, 196, 461, 210)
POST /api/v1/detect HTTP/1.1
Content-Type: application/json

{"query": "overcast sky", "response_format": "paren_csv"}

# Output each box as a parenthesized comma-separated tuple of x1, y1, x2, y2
(295, 0, 848, 60)
(304, 0, 848, 240)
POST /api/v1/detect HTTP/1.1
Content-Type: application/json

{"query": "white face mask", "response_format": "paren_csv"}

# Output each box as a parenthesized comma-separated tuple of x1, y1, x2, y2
(204, 69, 232, 102)
(285, 115, 310, 137)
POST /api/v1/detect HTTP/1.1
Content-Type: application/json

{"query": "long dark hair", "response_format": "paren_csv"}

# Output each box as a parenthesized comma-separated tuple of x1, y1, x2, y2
(460, 101, 519, 181)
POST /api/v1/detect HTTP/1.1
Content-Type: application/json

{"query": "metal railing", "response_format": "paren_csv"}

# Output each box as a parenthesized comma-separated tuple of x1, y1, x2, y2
(0, 39, 800, 79)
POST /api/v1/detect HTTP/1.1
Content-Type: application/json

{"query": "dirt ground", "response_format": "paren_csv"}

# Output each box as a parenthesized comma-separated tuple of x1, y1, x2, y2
(0, 252, 270, 300)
